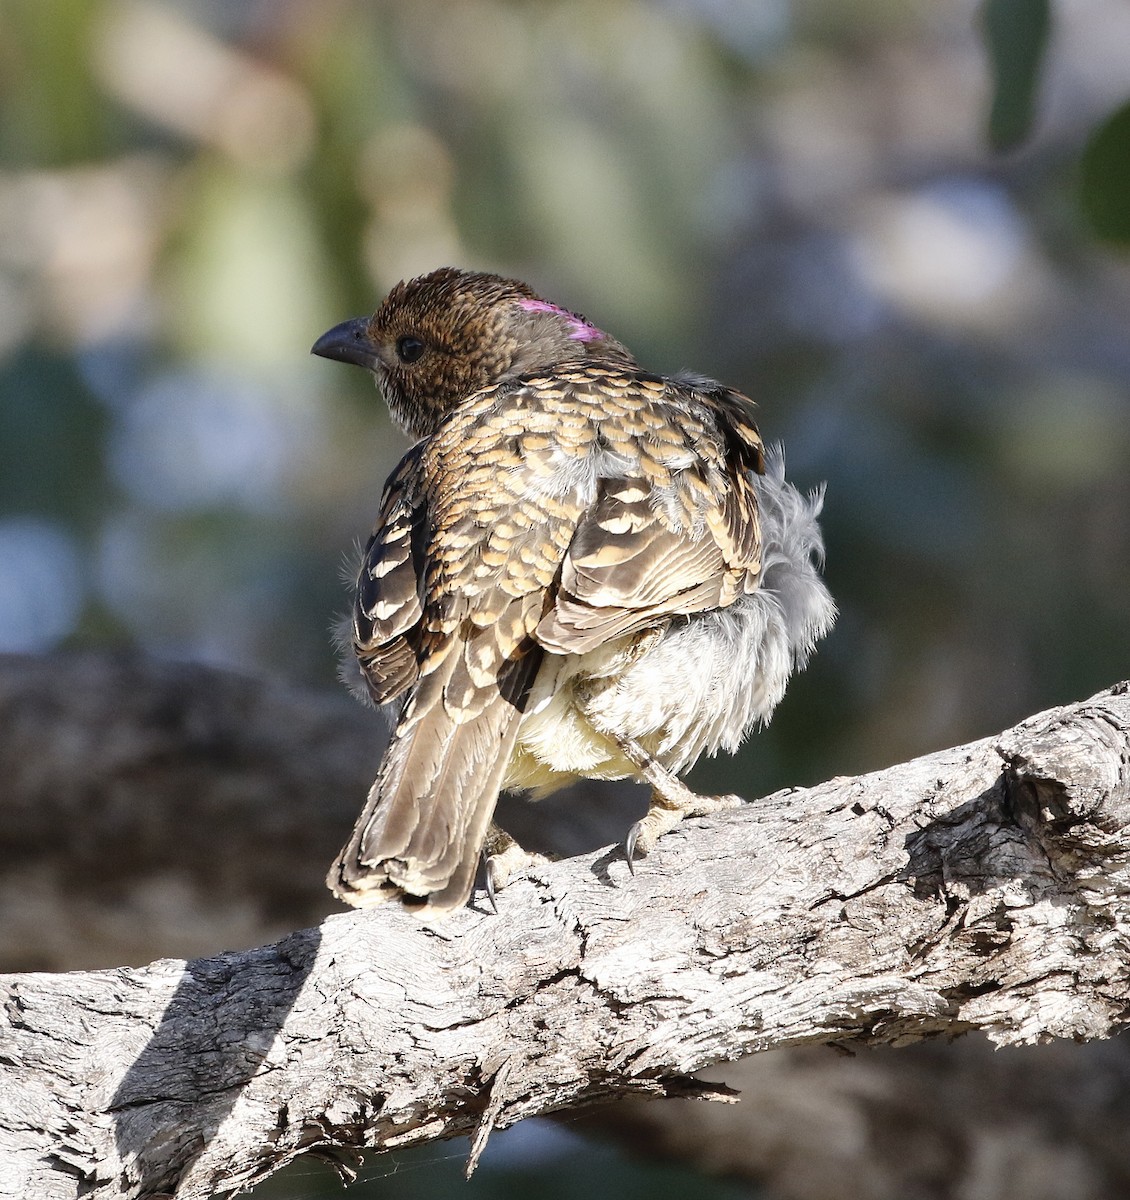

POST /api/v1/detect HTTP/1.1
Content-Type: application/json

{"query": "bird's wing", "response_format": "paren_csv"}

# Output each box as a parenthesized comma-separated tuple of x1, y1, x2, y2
(353, 373, 766, 693)
(352, 444, 428, 704)
(334, 391, 564, 911)
(534, 373, 766, 655)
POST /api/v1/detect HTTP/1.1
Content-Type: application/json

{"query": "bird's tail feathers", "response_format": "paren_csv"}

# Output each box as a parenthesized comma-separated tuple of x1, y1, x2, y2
(328, 644, 536, 914)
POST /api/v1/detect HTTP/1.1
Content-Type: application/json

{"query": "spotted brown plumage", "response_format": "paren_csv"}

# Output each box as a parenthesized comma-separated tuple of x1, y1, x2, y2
(312, 267, 835, 914)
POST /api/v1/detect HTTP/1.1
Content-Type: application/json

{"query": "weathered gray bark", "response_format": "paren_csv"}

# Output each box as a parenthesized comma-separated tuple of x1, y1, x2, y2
(2, 674, 1129, 1199)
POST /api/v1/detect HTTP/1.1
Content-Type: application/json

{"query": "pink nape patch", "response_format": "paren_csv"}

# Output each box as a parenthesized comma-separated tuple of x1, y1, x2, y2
(518, 297, 604, 341)
(567, 322, 602, 342)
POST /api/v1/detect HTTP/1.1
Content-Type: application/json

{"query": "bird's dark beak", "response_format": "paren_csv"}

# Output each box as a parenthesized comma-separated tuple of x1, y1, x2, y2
(311, 317, 381, 371)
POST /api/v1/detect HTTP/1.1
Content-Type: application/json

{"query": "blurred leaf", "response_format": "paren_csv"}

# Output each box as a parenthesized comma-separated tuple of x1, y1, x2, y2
(168, 167, 335, 366)
(1080, 100, 1130, 245)
(1, 0, 113, 164)
(982, 0, 1050, 152)
(0, 349, 108, 521)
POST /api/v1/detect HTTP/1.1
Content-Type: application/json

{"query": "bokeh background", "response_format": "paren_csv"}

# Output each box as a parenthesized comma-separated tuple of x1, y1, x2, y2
(3, 0, 1130, 1196)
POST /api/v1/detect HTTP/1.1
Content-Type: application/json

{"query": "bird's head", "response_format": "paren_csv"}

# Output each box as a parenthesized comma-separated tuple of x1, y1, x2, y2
(312, 267, 636, 438)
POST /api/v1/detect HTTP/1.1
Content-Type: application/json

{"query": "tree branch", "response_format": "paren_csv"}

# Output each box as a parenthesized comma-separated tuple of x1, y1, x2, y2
(2, 682, 1129, 1199)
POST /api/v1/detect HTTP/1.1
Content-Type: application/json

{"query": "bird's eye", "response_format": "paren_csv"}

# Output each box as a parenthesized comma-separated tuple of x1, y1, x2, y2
(395, 336, 426, 364)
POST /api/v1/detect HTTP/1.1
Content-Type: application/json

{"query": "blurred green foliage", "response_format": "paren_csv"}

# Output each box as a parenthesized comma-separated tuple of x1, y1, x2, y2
(983, 0, 1050, 152)
(1081, 100, 1130, 244)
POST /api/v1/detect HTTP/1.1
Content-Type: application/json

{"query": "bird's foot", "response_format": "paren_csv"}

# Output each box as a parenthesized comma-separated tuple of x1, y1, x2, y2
(625, 788, 743, 873)
(481, 825, 552, 911)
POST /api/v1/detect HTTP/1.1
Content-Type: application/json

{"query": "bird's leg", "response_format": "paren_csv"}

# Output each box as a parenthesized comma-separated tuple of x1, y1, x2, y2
(611, 735, 743, 871)
(481, 823, 551, 909)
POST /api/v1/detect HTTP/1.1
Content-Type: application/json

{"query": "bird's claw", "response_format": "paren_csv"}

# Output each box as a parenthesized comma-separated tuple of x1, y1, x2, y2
(624, 818, 659, 873)
(622, 791, 744, 878)
(479, 833, 551, 912)
(624, 823, 640, 874)
(483, 856, 500, 914)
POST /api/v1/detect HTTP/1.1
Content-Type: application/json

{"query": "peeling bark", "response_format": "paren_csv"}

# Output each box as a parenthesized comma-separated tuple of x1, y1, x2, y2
(2, 679, 1129, 1198)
